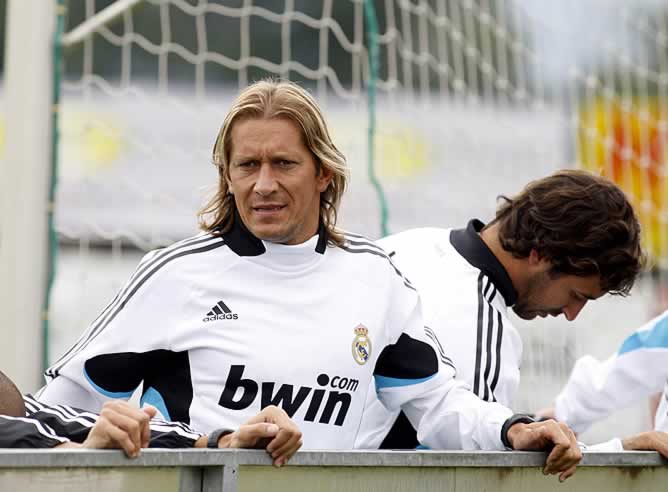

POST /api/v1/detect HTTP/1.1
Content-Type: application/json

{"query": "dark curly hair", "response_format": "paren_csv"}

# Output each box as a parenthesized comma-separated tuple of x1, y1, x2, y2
(489, 170, 645, 296)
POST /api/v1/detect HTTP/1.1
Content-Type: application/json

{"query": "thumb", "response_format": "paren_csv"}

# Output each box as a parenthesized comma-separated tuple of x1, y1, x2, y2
(233, 423, 280, 448)
(142, 405, 158, 419)
(246, 422, 279, 438)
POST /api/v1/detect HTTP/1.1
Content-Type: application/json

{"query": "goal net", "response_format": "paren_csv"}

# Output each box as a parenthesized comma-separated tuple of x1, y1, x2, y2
(45, 0, 668, 443)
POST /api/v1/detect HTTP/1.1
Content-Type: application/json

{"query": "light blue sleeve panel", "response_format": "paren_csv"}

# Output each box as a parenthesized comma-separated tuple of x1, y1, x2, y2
(555, 309, 668, 434)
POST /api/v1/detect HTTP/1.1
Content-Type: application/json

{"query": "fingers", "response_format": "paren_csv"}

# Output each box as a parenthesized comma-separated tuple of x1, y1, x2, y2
(141, 406, 157, 448)
(653, 432, 668, 459)
(626, 431, 668, 458)
(84, 401, 152, 458)
(105, 419, 142, 457)
(543, 422, 581, 477)
(252, 406, 303, 467)
(559, 464, 577, 482)
(268, 430, 303, 467)
(86, 415, 140, 457)
(231, 423, 280, 448)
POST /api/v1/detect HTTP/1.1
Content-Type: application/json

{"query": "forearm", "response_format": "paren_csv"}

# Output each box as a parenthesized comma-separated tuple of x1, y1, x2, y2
(555, 352, 667, 433)
(148, 421, 204, 449)
(402, 378, 512, 450)
(0, 416, 70, 448)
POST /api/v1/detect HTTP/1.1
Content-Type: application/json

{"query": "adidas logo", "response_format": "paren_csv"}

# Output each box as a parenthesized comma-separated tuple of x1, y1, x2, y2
(203, 300, 239, 322)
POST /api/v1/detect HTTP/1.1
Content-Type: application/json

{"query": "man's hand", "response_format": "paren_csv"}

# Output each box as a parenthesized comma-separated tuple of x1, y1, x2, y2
(623, 431, 668, 458)
(81, 401, 157, 458)
(507, 419, 582, 482)
(206, 405, 303, 467)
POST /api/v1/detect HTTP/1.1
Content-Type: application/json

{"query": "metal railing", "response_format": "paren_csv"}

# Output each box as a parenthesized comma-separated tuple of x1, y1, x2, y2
(0, 450, 666, 492)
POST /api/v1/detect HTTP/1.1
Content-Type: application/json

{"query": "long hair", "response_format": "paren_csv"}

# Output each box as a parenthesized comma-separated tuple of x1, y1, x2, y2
(490, 169, 645, 295)
(198, 80, 349, 246)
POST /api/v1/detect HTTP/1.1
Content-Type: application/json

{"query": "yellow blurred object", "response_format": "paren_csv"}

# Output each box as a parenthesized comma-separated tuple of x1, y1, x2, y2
(376, 127, 428, 180)
(578, 99, 668, 267)
(60, 109, 124, 178)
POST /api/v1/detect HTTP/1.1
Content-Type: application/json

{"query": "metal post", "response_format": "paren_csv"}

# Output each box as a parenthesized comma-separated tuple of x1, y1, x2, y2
(0, 0, 56, 391)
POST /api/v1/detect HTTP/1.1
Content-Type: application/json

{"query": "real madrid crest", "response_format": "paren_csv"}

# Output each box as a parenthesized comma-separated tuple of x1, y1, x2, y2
(352, 324, 372, 365)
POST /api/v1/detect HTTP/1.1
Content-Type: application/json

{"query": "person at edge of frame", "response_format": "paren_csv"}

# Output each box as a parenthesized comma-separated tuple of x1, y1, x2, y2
(0, 370, 301, 464)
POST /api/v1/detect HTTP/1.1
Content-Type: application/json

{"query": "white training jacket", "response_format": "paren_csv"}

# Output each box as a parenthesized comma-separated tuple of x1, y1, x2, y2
(555, 308, 668, 435)
(38, 220, 512, 450)
(357, 222, 523, 448)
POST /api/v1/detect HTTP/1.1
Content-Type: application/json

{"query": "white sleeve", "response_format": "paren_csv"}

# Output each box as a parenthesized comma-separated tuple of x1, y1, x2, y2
(373, 262, 512, 450)
(583, 438, 624, 452)
(554, 310, 668, 434)
(38, 245, 194, 410)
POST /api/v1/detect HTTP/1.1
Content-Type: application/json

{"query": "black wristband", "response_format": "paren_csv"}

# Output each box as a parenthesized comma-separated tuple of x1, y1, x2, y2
(207, 428, 235, 449)
(500, 413, 535, 449)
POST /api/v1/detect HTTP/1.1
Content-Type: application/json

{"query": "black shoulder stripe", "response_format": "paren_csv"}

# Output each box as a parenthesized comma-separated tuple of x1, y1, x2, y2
(47, 234, 219, 377)
(424, 327, 456, 371)
(343, 231, 372, 240)
(473, 273, 484, 397)
(478, 276, 502, 402)
(424, 326, 454, 366)
(483, 278, 492, 297)
(339, 245, 416, 292)
(487, 284, 497, 304)
(489, 310, 504, 394)
(49, 238, 226, 377)
(482, 302, 495, 401)
(344, 238, 386, 254)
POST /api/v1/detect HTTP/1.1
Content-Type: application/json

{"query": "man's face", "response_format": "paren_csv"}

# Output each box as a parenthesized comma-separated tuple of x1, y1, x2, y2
(227, 117, 332, 245)
(513, 268, 604, 321)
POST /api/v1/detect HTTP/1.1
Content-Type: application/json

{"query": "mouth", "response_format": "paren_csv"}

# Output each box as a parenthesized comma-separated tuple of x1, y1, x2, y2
(252, 204, 286, 215)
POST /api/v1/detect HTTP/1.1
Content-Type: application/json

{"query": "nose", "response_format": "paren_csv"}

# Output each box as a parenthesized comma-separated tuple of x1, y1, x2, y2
(254, 162, 278, 196)
(562, 299, 587, 321)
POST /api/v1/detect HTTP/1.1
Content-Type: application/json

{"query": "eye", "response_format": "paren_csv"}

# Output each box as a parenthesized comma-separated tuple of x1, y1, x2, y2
(277, 159, 296, 168)
(237, 160, 257, 169)
(571, 291, 586, 302)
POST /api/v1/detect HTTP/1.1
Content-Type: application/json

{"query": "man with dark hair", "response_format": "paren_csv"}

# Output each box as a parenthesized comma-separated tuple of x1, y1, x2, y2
(358, 170, 645, 471)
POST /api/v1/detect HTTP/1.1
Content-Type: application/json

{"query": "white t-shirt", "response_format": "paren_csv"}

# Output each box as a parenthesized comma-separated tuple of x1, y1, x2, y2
(38, 221, 512, 450)
(357, 222, 522, 448)
(555, 309, 668, 434)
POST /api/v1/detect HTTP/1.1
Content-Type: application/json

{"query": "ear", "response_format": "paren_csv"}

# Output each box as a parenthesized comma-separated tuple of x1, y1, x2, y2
(529, 249, 551, 271)
(528, 249, 541, 265)
(225, 173, 235, 195)
(316, 165, 333, 193)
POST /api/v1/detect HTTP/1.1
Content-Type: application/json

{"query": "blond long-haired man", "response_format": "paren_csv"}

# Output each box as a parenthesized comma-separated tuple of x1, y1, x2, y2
(39, 80, 580, 478)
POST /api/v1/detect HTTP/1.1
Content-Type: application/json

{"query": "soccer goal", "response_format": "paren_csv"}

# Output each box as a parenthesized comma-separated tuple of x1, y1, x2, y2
(2, 0, 667, 442)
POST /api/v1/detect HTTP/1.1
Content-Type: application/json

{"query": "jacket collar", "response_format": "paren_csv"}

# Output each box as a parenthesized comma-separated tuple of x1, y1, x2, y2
(221, 213, 328, 257)
(450, 219, 518, 306)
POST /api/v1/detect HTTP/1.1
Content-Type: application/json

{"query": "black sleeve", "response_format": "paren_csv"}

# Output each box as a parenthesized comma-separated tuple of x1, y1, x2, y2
(0, 415, 69, 448)
(24, 395, 202, 449)
(25, 395, 202, 449)
(148, 419, 203, 448)
(23, 395, 96, 443)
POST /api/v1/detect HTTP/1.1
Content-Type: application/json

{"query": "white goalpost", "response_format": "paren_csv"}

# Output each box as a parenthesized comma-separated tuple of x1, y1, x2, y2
(0, 0, 57, 392)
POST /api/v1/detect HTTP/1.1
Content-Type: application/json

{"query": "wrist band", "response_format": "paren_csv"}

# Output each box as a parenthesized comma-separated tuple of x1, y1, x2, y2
(207, 428, 235, 449)
(500, 414, 535, 449)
